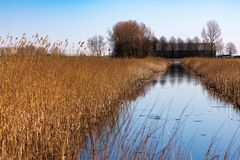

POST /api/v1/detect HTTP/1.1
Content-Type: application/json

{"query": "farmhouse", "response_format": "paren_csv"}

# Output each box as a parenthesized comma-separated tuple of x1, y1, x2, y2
(155, 43, 216, 58)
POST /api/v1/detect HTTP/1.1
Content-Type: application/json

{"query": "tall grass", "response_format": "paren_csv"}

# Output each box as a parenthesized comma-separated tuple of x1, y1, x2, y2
(181, 58, 240, 107)
(0, 33, 86, 56)
(0, 52, 169, 159)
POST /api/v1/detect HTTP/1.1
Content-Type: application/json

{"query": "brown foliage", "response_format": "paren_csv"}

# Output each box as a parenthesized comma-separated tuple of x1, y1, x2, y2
(182, 58, 240, 107)
(109, 20, 155, 58)
(0, 55, 169, 159)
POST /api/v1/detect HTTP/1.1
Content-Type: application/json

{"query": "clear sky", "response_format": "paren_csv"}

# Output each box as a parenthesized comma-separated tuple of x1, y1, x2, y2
(0, 0, 239, 51)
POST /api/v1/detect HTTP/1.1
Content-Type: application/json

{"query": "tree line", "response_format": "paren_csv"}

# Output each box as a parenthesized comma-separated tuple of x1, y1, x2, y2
(87, 20, 238, 57)
(87, 20, 157, 57)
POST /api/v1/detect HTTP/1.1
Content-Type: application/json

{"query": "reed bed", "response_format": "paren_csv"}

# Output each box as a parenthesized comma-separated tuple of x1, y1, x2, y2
(0, 54, 169, 159)
(181, 58, 240, 107)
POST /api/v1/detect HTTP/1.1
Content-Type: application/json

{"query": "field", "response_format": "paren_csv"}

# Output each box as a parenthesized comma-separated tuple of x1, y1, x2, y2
(0, 55, 169, 159)
(181, 58, 240, 107)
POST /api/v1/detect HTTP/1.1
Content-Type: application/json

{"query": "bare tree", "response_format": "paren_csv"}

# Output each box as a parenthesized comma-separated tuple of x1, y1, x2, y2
(201, 20, 221, 55)
(159, 36, 167, 43)
(176, 38, 184, 58)
(168, 36, 176, 57)
(225, 42, 237, 56)
(186, 38, 194, 50)
(169, 36, 177, 50)
(87, 35, 106, 56)
(192, 36, 200, 51)
(156, 36, 168, 57)
(159, 36, 168, 50)
(158, 36, 168, 51)
(215, 39, 224, 55)
(186, 38, 193, 43)
(177, 37, 184, 51)
(177, 37, 184, 44)
(108, 20, 153, 57)
(169, 36, 176, 43)
(138, 23, 153, 57)
(150, 36, 159, 55)
(193, 36, 200, 43)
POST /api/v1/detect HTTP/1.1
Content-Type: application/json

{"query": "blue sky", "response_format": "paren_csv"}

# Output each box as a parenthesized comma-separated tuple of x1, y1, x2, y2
(0, 0, 240, 51)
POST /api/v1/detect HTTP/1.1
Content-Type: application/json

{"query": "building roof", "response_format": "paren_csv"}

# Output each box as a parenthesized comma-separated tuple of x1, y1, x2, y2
(156, 43, 213, 51)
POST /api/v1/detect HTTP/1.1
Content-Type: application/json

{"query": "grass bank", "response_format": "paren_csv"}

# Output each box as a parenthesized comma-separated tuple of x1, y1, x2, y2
(0, 55, 169, 159)
(181, 58, 240, 107)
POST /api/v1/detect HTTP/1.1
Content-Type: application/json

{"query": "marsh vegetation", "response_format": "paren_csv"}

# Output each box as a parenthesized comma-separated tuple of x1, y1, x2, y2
(0, 55, 168, 159)
(182, 58, 240, 107)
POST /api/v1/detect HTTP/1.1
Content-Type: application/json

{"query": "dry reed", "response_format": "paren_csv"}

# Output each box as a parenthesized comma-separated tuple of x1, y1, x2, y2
(181, 58, 240, 107)
(0, 53, 169, 159)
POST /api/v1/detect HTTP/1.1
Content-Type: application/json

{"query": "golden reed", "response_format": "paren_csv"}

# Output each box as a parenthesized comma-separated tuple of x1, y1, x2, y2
(0, 54, 168, 159)
(182, 58, 240, 107)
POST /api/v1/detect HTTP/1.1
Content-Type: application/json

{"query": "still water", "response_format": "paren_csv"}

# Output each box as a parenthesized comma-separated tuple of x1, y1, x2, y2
(81, 60, 240, 159)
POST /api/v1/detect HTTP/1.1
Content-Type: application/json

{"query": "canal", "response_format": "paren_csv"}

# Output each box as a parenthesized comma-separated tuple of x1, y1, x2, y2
(81, 60, 240, 159)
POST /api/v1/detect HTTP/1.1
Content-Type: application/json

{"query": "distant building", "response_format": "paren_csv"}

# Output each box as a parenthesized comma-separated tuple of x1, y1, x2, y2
(217, 53, 240, 58)
(232, 54, 240, 58)
(155, 43, 216, 58)
(216, 53, 231, 58)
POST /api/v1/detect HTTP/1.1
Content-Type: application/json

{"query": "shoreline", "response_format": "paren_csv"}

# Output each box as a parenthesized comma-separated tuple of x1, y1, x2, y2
(181, 58, 240, 108)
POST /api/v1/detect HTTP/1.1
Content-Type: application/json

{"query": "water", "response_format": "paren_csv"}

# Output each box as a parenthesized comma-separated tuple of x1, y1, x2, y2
(81, 60, 240, 159)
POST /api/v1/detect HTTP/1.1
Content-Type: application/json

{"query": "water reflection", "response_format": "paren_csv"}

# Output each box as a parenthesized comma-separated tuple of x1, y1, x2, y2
(80, 60, 240, 160)
(160, 60, 192, 86)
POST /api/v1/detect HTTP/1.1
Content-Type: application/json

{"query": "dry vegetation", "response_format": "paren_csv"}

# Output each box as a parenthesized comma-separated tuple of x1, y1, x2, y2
(0, 54, 169, 159)
(181, 58, 240, 107)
